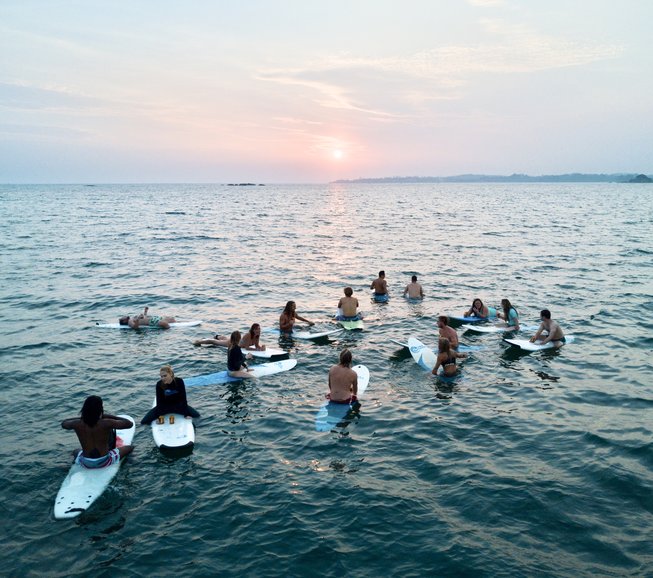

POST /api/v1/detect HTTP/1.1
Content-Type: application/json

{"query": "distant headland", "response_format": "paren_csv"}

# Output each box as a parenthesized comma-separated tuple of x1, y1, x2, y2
(333, 173, 652, 184)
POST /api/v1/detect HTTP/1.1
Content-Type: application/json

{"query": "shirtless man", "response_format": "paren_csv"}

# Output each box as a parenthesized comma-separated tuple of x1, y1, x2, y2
(370, 271, 388, 297)
(61, 395, 134, 468)
(119, 306, 176, 329)
(437, 316, 459, 349)
(337, 287, 361, 320)
(530, 309, 566, 348)
(403, 275, 424, 299)
(328, 349, 358, 403)
(279, 301, 314, 333)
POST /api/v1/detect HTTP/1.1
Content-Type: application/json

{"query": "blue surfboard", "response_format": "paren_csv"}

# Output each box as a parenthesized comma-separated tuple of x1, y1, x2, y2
(315, 365, 369, 432)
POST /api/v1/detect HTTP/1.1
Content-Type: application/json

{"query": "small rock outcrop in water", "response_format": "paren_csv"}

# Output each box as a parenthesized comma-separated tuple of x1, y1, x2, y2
(627, 174, 652, 183)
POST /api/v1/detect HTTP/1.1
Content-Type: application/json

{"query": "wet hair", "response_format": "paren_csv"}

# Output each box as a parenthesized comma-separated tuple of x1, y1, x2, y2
(229, 330, 241, 349)
(81, 395, 103, 427)
(160, 365, 174, 380)
(248, 323, 260, 337)
(501, 299, 517, 320)
(339, 349, 352, 366)
(283, 301, 295, 315)
(411, 275, 417, 282)
(540, 309, 551, 319)
(379, 270, 385, 277)
(344, 287, 353, 297)
(438, 315, 449, 325)
(438, 338, 451, 353)
(119, 316, 130, 325)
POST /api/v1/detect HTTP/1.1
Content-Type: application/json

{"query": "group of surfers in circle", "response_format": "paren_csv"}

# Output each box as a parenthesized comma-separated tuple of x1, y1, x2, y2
(63, 271, 566, 469)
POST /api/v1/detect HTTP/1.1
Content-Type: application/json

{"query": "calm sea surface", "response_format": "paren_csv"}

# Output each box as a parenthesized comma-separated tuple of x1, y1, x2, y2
(0, 183, 652, 577)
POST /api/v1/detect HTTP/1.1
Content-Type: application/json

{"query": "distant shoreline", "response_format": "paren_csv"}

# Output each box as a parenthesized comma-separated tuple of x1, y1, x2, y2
(333, 173, 652, 184)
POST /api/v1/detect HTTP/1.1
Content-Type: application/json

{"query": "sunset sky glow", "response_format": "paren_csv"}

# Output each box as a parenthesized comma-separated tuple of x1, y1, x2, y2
(1, 0, 652, 183)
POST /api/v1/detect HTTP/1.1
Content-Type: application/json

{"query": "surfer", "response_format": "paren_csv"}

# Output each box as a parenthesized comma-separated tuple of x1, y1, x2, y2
(193, 334, 230, 347)
(141, 365, 200, 425)
(432, 338, 467, 377)
(227, 330, 254, 378)
(370, 270, 388, 298)
(497, 299, 520, 330)
(403, 275, 424, 299)
(279, 301, 314, 333)
(328, 349, 358, 403)
(463, 298, 494, 318)
(437, 316, 459, 349)
(240, 323, 267, 350)
(61, 395, 134, 468)
(336, 287, 362, 320)
(530, 309, 566, 347)
(119, 306, 176, 329)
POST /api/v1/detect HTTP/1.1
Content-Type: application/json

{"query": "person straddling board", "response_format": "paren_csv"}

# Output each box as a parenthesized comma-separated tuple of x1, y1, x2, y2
(370, 271, 388, 299)
(530, 309, 566, 348)
(119, 306, 176, 329)
(336, 287, 362, 320)
(438, 316, 459, 349)
(227, 330, 254, 378)
(62, 395, 134, 468)
(432, 338, 467, 377)
(279, 301, 314, 334)
(327, 349, 358, 403)
(403, 275, 424, 299)
(141, 365, 200, 425)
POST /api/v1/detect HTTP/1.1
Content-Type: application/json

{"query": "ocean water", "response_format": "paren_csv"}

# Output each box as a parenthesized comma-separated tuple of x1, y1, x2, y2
(0, 182, 651, 577)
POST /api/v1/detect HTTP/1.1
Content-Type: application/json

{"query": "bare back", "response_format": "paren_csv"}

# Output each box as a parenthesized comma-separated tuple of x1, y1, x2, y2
(63, 416, 132, 456)
(328, 364, 358, 402)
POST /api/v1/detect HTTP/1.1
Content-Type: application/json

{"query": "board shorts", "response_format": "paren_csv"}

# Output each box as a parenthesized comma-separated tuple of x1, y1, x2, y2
(336, 314, 361, 321)
(76, 447, 121, 469)
(148, 315, 162, 327)
(326, 394, 358, 404)
(553, 335, 566, 343)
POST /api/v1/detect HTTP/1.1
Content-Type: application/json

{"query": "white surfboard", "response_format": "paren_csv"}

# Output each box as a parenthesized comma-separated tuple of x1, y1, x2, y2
(263, 328, 343, 340)
(503, 335, 575, 351)
(390, 339, 409, 348)
(242, 346, 287, 358)
(408, 337, 437, 371)
(393, 338, 481, 352)
(96, 320, 202, 329)
(150, 399, 195, 450)
(54, 415, 135, 520)
(315, 365, 370, 432)
(461, 323, 539, 334)
(185, 358, 298, 386)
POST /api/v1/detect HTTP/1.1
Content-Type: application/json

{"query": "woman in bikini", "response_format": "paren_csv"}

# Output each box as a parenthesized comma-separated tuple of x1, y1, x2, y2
(432, 338, 467, 377)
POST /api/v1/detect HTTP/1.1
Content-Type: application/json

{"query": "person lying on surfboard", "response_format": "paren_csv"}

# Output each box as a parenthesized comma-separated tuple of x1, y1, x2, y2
(336, 287, 362, 320)
(279, 301, 314, 333)
(119, 306, 176, 329)
(403, 275, 424, 299)
(239, 323, 267, 351)
(61, 395, 134, 468)
(463, 298, 495, 319)
(432, 338, 467, 377)
(437, 316, 459, 349)
(327, 349, 358, 403)
(370, 270, 388, 298)
(530, 309, 566, 348)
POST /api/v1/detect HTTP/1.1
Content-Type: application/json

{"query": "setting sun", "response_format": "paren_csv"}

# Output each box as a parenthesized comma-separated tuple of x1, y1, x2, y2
(332, 149, 343, 160)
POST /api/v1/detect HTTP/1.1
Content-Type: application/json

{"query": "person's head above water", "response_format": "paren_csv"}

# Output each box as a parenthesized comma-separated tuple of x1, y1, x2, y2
(81, 395, 103, 426)
(119, 316, 130, 325)
(339, 348, 352, 366)
(344, 287, 353, 297)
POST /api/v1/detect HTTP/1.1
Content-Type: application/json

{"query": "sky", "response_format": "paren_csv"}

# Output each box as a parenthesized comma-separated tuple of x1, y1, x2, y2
(1, 0, 652, 183)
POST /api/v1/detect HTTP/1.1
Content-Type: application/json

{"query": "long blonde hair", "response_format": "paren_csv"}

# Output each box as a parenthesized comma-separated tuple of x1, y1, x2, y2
(160, 365, 175, 380)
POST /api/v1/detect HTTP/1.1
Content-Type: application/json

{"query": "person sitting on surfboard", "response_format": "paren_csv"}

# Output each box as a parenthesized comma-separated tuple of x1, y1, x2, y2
(530, 309, 566, 348)
(62, 395, 134, 468)
(370, 270, 388, 298)
(119, 306, 176, 329)
(327, 349, 358, 403)
(437, 316, 459, 349)
(240, 323, 267, 351)
(336, 287, 362, 320)
(463, 298, 495, 319)
(227, 330, 254, 378)
(432, 338, 467, 377)
(279, 301, 314, 333)
(403, 275, 424, 299)
(497, 299, 520, 330)
(141, 365, 200, 425)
